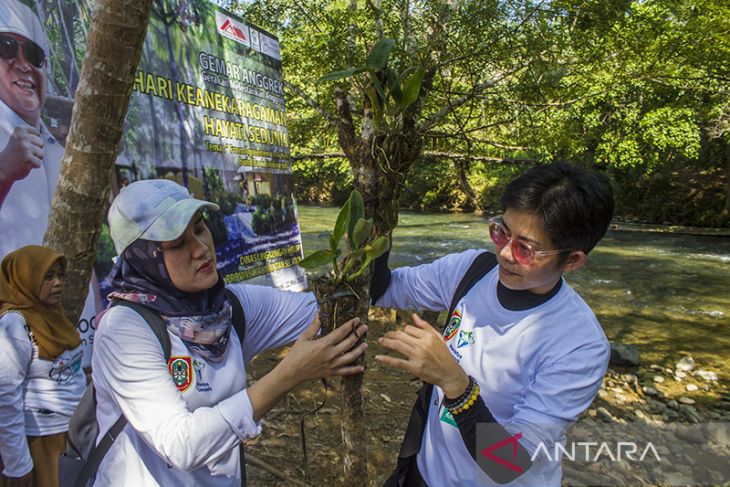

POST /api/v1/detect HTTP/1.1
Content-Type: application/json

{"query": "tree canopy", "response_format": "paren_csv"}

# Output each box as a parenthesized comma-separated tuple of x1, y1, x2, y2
(228, 0, 729, 226)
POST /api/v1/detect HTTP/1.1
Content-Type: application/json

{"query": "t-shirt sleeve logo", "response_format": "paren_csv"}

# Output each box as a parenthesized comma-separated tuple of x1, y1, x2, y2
(168, 356, 193, 392)
(443, 310, 462, 341)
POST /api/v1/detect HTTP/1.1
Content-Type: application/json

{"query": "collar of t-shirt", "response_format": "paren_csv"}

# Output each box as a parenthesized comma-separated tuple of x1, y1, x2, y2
(496, 278, 563, 311)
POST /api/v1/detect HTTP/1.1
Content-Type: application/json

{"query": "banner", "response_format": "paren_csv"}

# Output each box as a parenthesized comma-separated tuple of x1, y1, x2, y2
(0, 0, 100, 365)
(105, 0, 306, 293)
(1, 0, 306, 364)
(102, 0, 307, 294)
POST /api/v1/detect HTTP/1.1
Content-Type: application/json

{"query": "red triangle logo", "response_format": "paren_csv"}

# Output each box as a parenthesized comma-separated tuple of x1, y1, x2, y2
(480, 432, 525, 474)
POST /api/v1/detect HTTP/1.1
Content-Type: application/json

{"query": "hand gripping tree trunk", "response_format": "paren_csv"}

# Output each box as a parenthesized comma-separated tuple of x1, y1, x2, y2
(43, 0, 154, 322)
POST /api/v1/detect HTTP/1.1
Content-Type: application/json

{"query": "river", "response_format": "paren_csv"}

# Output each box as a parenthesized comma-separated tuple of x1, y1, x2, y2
(297, 205, 730, 381)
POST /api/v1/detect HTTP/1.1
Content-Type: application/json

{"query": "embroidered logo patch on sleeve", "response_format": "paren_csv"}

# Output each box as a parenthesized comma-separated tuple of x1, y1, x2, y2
(168, 356, 193, 392)
(443, 310, 462, 341)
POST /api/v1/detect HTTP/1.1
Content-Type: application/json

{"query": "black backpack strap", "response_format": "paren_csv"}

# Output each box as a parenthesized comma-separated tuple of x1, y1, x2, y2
(224, 288, 247, 487)
(224, 288, 246, 344)
(72, 301, 172, 487)
(114, 301, 172, 360)
(445, 251, 497, 322)
(387, 251, 496, 487)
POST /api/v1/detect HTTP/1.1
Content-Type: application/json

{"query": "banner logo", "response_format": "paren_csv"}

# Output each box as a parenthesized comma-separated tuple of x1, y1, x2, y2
(215, 11, 250, 47)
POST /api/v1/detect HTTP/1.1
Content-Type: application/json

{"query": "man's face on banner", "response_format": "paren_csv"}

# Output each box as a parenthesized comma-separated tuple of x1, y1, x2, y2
(0, 32, 46, 126)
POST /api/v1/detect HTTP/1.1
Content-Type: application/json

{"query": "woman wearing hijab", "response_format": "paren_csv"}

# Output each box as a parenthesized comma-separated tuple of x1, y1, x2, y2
(0, 246, 85, 487)
(91, 179, 367, 486)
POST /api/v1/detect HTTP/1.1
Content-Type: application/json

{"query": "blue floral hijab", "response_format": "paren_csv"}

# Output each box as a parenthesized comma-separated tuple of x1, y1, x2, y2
(107, 239, 232, 362)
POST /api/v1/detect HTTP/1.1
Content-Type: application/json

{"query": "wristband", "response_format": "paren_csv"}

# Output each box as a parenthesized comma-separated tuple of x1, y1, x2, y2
(443, 375, 480, 415)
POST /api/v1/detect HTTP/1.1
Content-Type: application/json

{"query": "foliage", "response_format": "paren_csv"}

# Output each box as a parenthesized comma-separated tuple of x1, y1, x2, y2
(293, 157, 353, 205)
(94, 223, 117, 280)
(298, 190, 389, 285)
(232, 0, 729, 227)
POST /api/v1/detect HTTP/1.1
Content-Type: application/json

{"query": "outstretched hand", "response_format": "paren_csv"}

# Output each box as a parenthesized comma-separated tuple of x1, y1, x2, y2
(375, 313, 469, 399)
(279, 315, 368, 385)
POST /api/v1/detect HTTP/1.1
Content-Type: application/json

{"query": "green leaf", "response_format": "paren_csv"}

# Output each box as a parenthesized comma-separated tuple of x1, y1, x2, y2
(365, 38, 395, 71)
(364, 235, 389, 260)
(374, 78, 386, 103)
(333, 198, 351, 249)
(329, 233, 337, 252)
(318, 68, 356, 83)
(298, 249, 337, 269)
(400, 68, 425, 108)
(351, 218, 373, 249)
(347, 190, 365, 245)
(385, 67, 402, 103)
(348, 235, 390, 281)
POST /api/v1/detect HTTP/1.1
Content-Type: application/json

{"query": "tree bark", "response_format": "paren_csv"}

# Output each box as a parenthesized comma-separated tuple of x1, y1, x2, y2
(722, 140, 730, 223)
(43, 0, 154, 322)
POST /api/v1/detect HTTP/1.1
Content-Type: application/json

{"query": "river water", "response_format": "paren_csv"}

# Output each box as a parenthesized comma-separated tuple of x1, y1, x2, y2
(298, 206, 730, 380)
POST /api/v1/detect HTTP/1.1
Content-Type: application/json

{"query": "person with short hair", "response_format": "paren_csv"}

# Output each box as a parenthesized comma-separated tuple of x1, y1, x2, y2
(0, 246, 85, 487)
(373, 162, 615, 486)
(91, 179, 367, 486)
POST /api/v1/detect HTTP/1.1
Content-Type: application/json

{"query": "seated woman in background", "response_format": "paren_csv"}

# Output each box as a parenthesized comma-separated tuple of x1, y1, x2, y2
(91, 179, 367, 486)
(0, 245, 86, 487)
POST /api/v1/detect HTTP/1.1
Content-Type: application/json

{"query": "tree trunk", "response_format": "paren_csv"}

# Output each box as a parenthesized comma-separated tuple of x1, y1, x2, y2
(454, 158, 479, 211)
(43, 0, 154, 322)
(722, 140, 730, 223)
(310, 276, 370, 483)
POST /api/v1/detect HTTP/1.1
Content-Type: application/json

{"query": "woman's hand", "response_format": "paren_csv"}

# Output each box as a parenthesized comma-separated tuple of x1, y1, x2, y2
(248, 315, 368, 421)
(375, 313, 469, 399)
(278, 315, 368, 385)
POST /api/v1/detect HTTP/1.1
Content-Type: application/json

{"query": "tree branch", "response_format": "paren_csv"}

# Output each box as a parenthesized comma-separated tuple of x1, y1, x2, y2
(426, 132, 528, 151)
(284, 81, 337, 128)
(335, 88, 358, 159)
(417, 63, 530, 133)
(291, 151, 535, 165)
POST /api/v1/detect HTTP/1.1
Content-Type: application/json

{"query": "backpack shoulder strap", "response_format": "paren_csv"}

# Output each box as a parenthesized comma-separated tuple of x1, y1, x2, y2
(392, 250, 497, 480)
(113, 301, 172, 360)
(224, 287, 246, 344)
(71, 301, 172, 487)
(444, 251, 497, 325)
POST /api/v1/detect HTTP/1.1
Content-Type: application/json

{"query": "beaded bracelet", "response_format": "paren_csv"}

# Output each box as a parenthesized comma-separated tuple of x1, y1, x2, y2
(443, 376, 480, 415)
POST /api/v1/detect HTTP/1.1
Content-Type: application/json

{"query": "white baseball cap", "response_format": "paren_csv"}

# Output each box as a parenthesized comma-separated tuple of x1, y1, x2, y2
(108, 179, 219, 254)
(0, 0, 49, 58)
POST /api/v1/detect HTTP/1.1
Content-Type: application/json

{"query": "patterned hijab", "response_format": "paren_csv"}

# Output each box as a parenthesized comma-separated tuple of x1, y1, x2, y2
(0, 246, 81, 359)
(107, 239, 232, 362)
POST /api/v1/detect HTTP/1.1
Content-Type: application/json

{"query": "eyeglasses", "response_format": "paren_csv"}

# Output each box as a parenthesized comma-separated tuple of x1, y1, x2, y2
(488, 216, 571, 265)
(0, 35, 46, 69)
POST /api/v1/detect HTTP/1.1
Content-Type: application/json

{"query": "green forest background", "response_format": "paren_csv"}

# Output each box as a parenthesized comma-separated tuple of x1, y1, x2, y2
(224, 0, 729, 227)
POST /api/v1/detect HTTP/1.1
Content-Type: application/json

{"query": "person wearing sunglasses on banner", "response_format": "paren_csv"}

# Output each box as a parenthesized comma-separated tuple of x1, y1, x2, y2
(90, 179, 367, 486)
(372, 162, 614, 486)
(0, 0, 63, 255)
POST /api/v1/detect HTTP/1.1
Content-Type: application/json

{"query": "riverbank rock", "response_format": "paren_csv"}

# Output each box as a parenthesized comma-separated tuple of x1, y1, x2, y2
(610, 342, 640, 366)
(694, 370, 719, 382)
(676, 356, 695, 372)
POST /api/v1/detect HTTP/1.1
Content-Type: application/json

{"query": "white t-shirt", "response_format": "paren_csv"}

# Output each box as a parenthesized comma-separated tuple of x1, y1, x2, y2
(91, 283, 317, 486)
(0, 311, 86, 478)
(376, 249, 610, 486)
